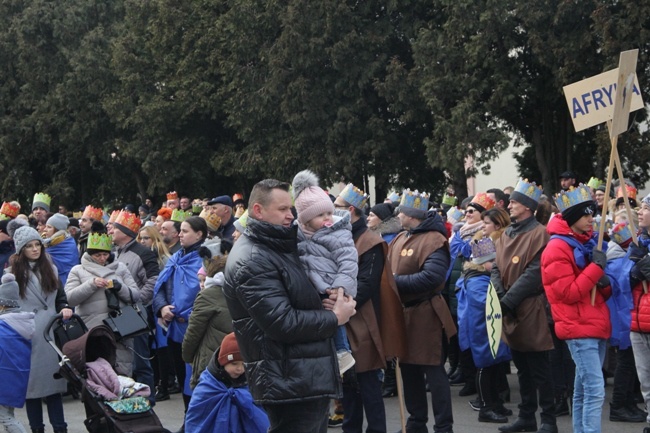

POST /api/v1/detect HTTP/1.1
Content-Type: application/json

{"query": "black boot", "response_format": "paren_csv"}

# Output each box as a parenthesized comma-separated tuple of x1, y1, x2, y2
(478, 408, 508, 423)
(498, 417, 537, 432)
(31, 429, 45, 433)
(609, 403, 646, 422)
(553, 391, 570, 417)
(382, 362, 397, 398)
(536, 424, 558, 433)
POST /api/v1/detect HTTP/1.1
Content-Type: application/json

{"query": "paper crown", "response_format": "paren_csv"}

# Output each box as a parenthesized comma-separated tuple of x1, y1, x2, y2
(339, 183, 369, 209)
(400, 189, 429, 211)
(232, 193, 244, 204)
(199, 209, 222, 232)
(33, 192, 51, 208)
(234, 210, 249, 233)
(470, 192, 496, 211)
(82, 205, 103, 221)
(616, 184, 637, 200)
(471, 237, 496, 264)
(114, 211, 141, 234)
(167, 191, 178, 201)
(0, 202, 20, 219)
(87, 233, 113, 252)
(386, 192, 401, 203)
(610, 222, 633, 245)
(72, 211, 83, 219)
(171, 209, 191, 223)
(446, 206, 464, 224)
(108, 210, 120, 224)
(587, 177, 604, 189)
(513, 179, 543, 203)
(555, 184, 593, 213)
(591, 215, 613, 234)
(192, 200, 203, 214)
(0, 214, 8, 221)
(442, 193, 457, 206)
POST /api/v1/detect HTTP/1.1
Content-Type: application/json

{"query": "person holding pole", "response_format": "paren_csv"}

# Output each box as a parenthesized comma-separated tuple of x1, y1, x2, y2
(541, 185, 612, 433)
(388, 189, 455, 433)
(491, 179, 556, 433)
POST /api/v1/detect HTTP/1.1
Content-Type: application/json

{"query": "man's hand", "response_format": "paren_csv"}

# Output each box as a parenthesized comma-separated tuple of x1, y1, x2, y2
(161, 305, 175, 322)
(629, 243, 648, 263)
(591, 249, 607, 269)
(332, 288, 356, 325)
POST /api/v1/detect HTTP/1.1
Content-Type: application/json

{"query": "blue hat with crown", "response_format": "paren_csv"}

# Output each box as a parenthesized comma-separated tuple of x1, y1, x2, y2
(399, 189, 430, 219)
(610, 222, 633, 245)
(471, 237, 496, 264)
(387, 192, 401, 203)
(510, 179, 543, 211)
(446, 206, 464, 225)
(338, 183, 369, 210)
(554, 184, 593, 213)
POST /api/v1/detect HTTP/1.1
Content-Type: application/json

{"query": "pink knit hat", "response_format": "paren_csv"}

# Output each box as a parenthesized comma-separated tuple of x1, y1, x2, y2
(292, 170, 335, 226)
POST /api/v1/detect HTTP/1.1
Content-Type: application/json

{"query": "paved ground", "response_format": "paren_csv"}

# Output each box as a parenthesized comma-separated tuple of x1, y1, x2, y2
(16, 372, 648, 432)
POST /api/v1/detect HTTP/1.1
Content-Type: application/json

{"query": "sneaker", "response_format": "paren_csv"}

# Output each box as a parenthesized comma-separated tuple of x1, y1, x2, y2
(469, 398, 484, 411)
(337, 351, 356, 375)
(328, 413, 344, 428)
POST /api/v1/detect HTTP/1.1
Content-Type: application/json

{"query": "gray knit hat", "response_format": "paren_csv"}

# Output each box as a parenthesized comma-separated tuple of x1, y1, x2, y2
(47, 213, 69, 232)
(6, 218, 28, 238)
(0, 273, 20, 309)
(13, 226, 42, 253)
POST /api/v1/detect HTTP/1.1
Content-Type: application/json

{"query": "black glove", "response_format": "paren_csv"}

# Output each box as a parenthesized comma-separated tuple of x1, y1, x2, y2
(631, 263, 644, 287)
(591, 249, 607, 269)
(500, 302, 516, 319)
(596, 274, 610, 289)
(111, 279, 122, 291)
(636, 255, 650, 281)
(629, 242, 648, 263)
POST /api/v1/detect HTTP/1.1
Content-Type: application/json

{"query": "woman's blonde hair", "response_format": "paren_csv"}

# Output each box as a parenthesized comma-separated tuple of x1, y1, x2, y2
(138, 226, 171, 268)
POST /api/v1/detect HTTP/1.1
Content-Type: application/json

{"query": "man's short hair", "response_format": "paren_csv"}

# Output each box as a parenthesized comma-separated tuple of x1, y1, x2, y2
(248, 179, 291, 210)
(337, 198, 363, 218)
(487, 188, 509, 207)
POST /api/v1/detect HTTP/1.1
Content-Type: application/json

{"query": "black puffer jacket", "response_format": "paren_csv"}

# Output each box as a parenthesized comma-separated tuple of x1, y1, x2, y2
(223, 217, 341, 404)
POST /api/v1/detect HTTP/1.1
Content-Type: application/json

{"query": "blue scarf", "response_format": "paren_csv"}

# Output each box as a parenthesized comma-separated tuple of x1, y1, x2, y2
(550, 233, 603, 270)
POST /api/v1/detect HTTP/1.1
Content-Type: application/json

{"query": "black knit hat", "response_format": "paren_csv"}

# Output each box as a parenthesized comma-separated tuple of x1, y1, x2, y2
(562, 201, 596, 228)
(370, 203, 394, 222)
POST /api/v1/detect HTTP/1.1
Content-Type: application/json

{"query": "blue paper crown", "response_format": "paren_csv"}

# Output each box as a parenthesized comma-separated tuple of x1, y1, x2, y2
(471, 237, 496, 264)
(446, 206, 464, 224)
(611, 222, 633, 245)
(339, 183, 369, 209)
(514, 179, 543, 203)
(400, 189, 429, 211)
(387, 192, 401, 203)
(555, 184, 593, 213)
(591, 215, 613, 234)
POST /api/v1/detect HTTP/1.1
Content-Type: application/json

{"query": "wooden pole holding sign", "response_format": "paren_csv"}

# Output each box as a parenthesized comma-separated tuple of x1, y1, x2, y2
(563, 49, 644, 306)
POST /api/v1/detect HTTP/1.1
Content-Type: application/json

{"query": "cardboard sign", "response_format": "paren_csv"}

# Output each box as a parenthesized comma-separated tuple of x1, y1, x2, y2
(563, 67, 644, 132)
(610, 49, 639, 138)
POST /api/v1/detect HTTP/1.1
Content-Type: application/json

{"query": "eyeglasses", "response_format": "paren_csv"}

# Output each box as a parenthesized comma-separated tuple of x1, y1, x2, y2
(465, 209, 475, 214)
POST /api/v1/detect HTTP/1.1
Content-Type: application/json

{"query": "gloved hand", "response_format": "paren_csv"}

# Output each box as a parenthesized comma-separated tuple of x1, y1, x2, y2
(636, 255, 650, 281)
(596, 274, 610, 289)
(629, 242, 648, 263)
(111, 279, 122, 291)
(631, 263, 644, 287)
(591, 249, 607, 269)
(500, 301, 516, 319)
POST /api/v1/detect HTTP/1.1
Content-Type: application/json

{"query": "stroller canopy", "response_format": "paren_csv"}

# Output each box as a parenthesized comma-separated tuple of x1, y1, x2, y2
(62, 325, 117, 374)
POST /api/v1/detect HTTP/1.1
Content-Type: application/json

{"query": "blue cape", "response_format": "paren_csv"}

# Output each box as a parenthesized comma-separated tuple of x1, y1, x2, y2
(456, 273, 511, 368)
(0, 321, 31, 407)
(446, 234, 471, 281)
(47, 236, 80, 286)
(153, 249, 202, 343)
(185, 369, 269, 433)
(606, 254, 634, 349)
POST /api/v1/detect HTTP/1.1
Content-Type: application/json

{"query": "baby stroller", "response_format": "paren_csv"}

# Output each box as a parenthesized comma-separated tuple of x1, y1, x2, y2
(45, 314, 170, 433)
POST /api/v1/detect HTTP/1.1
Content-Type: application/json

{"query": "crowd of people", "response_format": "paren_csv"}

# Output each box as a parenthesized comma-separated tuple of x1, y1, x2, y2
(0, 169, 650, 433)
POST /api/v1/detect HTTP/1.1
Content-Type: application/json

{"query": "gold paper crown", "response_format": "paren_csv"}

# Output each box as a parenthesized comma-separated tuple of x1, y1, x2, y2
(199, 209, 221, 231)
(513, 179, 543, 203)
(0, 202, 20, 219)
(171, 209, 191, 223)
(339, 183, 369, 210)
(108, 210, 120, 223)
(442, 193, 457, 206)
(470, 192, 496, 211)
(616, 184, 637, 200)
(400, 189, 430, 211)
(555, 184, 593, 213)
(33, 192, 51, 208)
(87, 233, 113, 252)
(167, 191, 178, 201)
(82, 205, 103, 221)
(73, 211, 83, 219)
(611, 222, 633, 245)
(114, 211, 141, 234)
(587, 177, 603, 189)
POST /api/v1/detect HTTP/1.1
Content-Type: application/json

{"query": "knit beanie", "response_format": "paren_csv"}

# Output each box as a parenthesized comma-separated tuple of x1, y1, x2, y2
(370, 203, 394, 222)
(0, 273, 20, 309)
(0, 219, 10, 235)
(47, 213, 70, 232)
(13, 226, 42, 253)
(6, 218, 28, 238)
(562, 201, 596, 228)
(218, 332, 243, 366)
(292, 170, 335, 226)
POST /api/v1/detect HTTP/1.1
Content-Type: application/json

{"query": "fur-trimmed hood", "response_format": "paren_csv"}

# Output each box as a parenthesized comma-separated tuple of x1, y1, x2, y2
(371, 216, 402, 237)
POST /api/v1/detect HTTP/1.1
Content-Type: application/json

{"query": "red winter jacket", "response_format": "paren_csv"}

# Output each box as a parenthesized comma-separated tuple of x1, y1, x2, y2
(541, 215, 611, 340)
(631, 281, 650, 333)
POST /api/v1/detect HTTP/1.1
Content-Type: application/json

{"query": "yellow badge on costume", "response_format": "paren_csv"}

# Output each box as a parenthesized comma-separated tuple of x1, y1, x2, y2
(512, 256, 520, 264)
(401, 249, 408, 257)
(407, 249, 414, 256)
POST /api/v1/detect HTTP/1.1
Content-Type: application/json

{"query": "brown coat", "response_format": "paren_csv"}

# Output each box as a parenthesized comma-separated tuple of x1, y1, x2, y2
(389, 229, 456, 365)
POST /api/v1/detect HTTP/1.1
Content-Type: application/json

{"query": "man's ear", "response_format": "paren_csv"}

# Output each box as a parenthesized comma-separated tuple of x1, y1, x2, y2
(251, 203, 263, 220)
